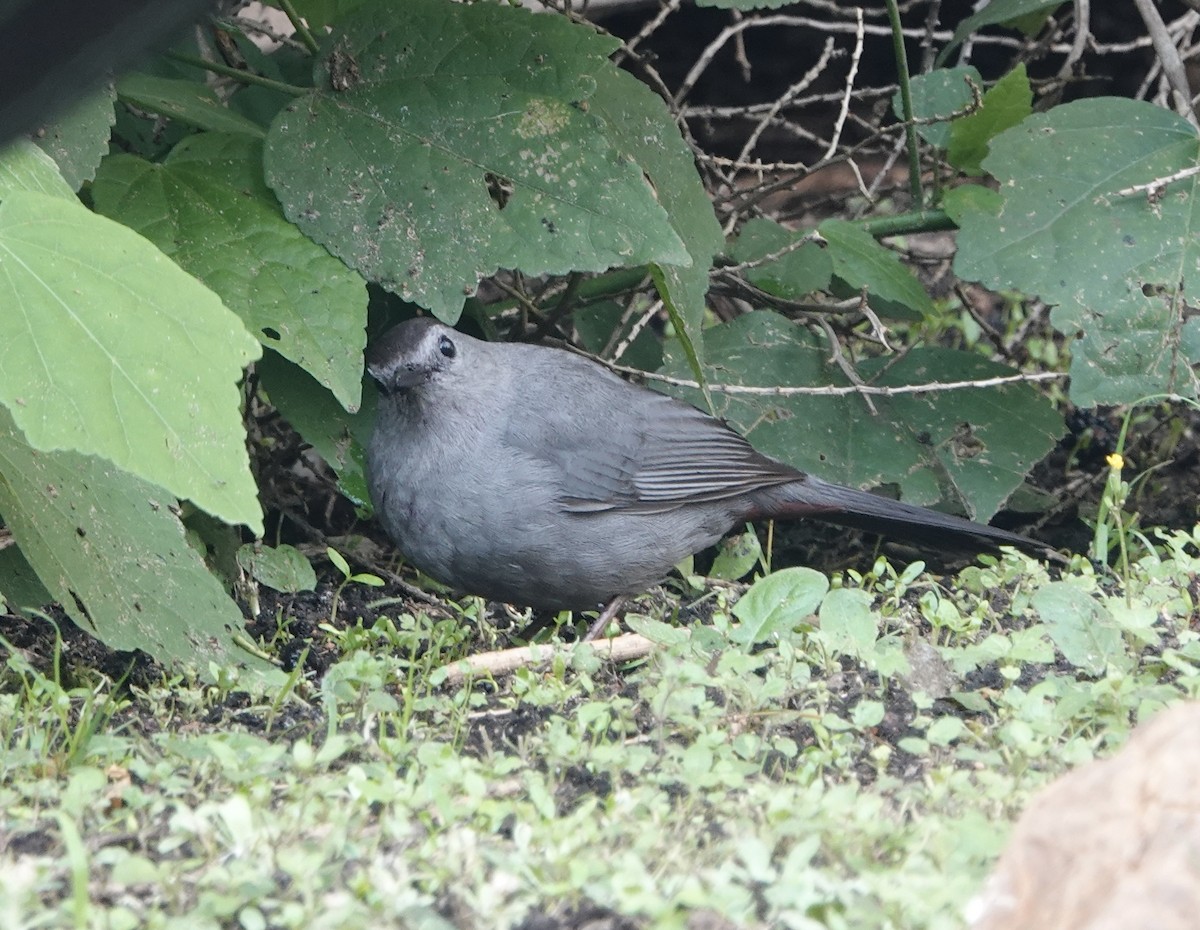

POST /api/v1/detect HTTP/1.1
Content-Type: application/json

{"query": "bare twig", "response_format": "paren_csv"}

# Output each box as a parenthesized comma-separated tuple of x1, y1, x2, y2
(1132, 0, 1200, 126)
(439, 633, 660, 684)
(736, 38, 837, 167)
(719, 230, 826, 274)
(573, 349, 1064, 398)
(608, 300, 663, 364)
(1057, 0, 1092, 80)
(817, 314, 878, 415)
(613, 0, 684, 64)
(822, 7, 865, 165)
(1112, 164, 1200, 199)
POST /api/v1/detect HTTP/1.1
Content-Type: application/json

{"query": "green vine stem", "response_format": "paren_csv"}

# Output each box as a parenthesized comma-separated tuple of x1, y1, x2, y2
(166, 51, 310, 97)
(885, 0, 923, 208)
(278, 0, 321, 55)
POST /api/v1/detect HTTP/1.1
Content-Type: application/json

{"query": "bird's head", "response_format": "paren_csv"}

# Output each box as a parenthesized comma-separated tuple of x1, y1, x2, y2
(365, 317, 464, 395)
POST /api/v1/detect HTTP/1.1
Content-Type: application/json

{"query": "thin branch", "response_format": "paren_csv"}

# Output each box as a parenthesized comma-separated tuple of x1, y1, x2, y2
(439, 633, 659, 684)
(166, 51, 309, 96)
(277, 0, 320, 55)
(608, 300, 662, 364)
(719, 230, 826, 274)
(823, 7, 865, 167)
(1056, 0, 1091, 80)
(736, 38, 836, 167)
(574, 350, 1065, 397)
(613, 0, 685, 64)
(1112, 164, 1200, 199)
(1132, 0, 1199, 126)
(818, 313, 879, 415)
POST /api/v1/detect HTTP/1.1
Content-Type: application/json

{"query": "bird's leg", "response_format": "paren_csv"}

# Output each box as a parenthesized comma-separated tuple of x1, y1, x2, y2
(583, 595, 627, 641)
(515, 607, 561, 641)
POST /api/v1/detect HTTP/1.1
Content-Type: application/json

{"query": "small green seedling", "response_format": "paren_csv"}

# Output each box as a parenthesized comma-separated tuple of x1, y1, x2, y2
(327, 546, 385, 625)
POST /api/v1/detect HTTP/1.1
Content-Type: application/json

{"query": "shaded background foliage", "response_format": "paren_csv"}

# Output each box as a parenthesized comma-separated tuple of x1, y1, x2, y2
(0, 0, 1197, 671)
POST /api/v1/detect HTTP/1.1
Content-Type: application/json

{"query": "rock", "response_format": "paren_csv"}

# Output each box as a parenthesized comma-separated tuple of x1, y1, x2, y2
(967, 701, 1200, 930)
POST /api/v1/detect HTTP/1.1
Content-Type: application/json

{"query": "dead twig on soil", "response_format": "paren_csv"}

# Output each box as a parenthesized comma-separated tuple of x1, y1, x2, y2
(438, 632, 663, 684)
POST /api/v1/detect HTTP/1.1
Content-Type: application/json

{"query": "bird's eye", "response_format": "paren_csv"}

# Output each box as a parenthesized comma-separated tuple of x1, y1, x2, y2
(438, 335, 456, 359)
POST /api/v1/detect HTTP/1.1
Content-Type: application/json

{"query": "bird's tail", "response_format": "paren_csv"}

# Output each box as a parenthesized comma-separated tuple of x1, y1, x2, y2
(760, 475, 1050, 556)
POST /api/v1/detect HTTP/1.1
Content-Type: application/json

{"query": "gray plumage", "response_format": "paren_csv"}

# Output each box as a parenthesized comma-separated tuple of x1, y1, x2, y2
(365, 317, 1043, 610)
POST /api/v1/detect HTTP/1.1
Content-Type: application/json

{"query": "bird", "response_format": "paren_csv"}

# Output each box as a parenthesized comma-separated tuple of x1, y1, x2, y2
(365, 316, 1049, 616)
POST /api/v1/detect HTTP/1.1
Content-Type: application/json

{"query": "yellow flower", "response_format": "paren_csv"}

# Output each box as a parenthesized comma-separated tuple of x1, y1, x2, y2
(1106, 452, 1125, 470)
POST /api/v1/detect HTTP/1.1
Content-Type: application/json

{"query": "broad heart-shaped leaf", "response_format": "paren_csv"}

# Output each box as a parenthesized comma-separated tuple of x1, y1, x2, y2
(264, 0, 688, 323)
(660, 311, 1060, 519)
(955, 97, 1200, 405)
(116, 73, 266, 138)
(730, 217, 833, 298)
(819, 219, 933, 319)
(32, 84, 117, 190)
(946, 63, 1031, 175)
(899, 67, 982, 150)
(288, 0, 367, 28)
(0, 162, 263, 532)
(937, 0, 1066, 67)
(92, 134, 367, 411)
(855, 349, 1062, 518)
(730, 217, 932, 319)
(0, 139, 76, 200)
(0, 542, 53, 612)
(590, 66, 722, 371)
(0, 407, 270, 674)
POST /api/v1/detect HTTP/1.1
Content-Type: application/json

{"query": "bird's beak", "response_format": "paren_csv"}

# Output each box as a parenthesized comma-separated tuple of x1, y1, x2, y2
(366, 360, 426, 394)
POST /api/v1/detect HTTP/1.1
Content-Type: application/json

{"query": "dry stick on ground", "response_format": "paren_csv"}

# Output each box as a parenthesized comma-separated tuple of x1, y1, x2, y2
(438, 633, 661, 685)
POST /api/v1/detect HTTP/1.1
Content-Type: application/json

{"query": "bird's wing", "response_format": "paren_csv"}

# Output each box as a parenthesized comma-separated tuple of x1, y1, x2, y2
(621, 395, 800, 508)
(501, 360, 800, 514)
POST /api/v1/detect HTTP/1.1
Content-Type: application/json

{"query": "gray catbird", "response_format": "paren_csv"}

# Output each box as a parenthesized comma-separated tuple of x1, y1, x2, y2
(366, 317, 1047, 611)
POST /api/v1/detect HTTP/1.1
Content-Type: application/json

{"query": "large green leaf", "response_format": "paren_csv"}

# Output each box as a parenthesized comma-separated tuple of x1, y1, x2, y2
(898, 67, 982, 150)
(92, 134, 367, 411)
(0, 408, 268, 673)
(0, 138, 76, 200)
(936, 0, 1066, 66)
(730, 217, 832, 298)
(729, 217, 934, 319)
(264, 0, 688, 322)
(955, 97, 1200, 404)
(32, 84, 117, 190)
(946, 64, 1031, 175)
(821, 220, 933, 319)
(589, 62, 722, 367)
(855, 349, 1062, 518)
(0, 146, 263, 532)
(287, 0, 367, 27)
(116, 73, 267, 138)
(660, 311, 1060, 519)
